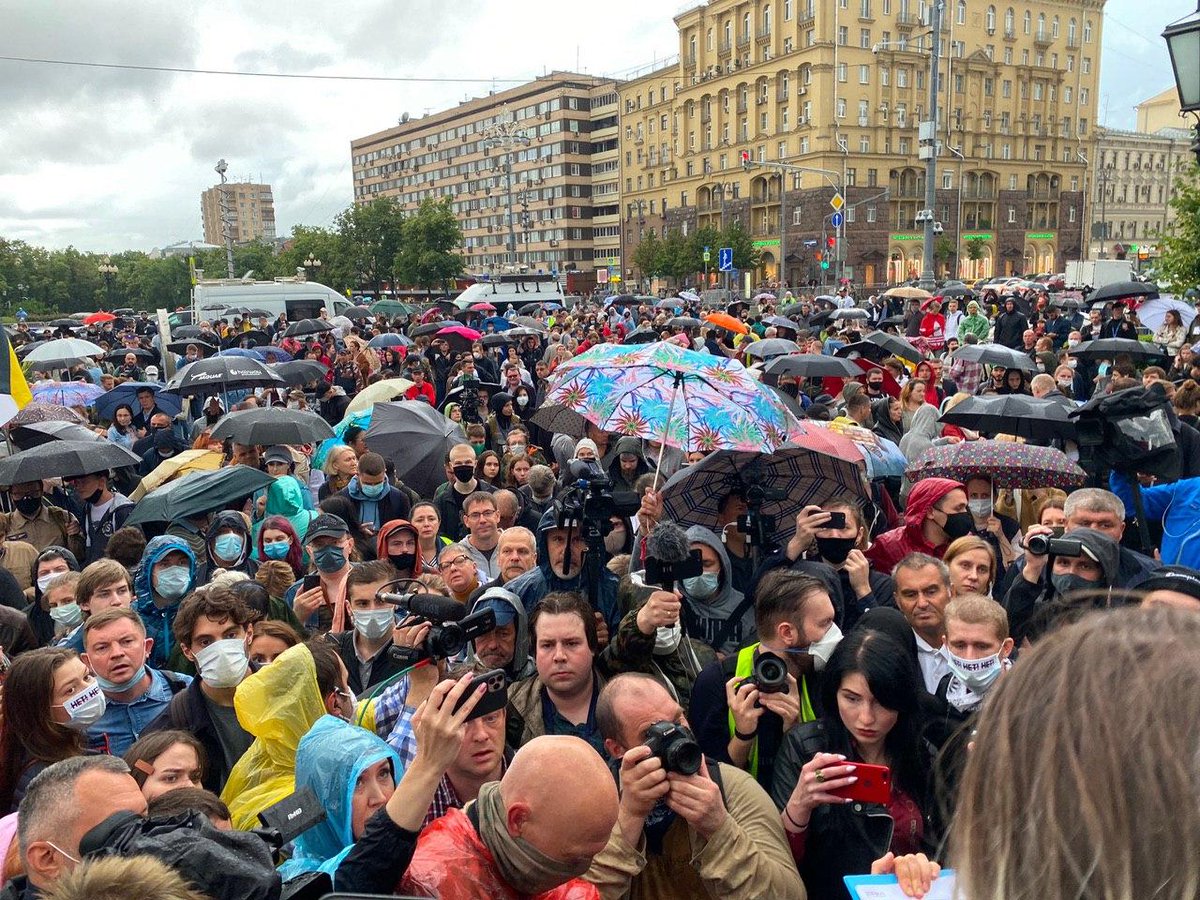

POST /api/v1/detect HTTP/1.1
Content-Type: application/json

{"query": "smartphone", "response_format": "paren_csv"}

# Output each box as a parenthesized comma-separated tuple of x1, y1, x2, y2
(452, 668, 509, 721)
(302, 573, 321, 592)
(828, 762, 891, 805)
(826, 510, 847, 530)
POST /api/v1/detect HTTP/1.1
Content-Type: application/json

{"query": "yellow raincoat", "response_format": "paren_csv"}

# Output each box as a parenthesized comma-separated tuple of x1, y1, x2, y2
(221, 643, 327, 831)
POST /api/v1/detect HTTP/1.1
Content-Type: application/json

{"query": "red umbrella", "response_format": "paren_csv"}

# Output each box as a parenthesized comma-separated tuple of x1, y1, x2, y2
(436, 324, 483, 354)
(84, 311, 116, 325)
(819, 359, 901, 400)
(470, 302, 497, 312)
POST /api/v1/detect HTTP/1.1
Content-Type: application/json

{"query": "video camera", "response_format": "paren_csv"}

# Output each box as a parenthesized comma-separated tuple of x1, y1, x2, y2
(377, 579, 497, 663)
(735, 481, 788, 550)
(1026, 534, 1083, 557)
(459, 375, 484, 423)
(1070, 385, 1179, 482)
(556, 459, 641, 559)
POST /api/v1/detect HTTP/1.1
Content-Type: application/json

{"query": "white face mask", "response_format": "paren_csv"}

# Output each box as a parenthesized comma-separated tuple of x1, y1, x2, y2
(57, 681, 107, 729)
(195, 638, 249, 689)
(37, 572, 64, 593)
(968, 498, 992, 520)
(653, 622, 682, 655)
(354, 608, 395, 641)
(790, 622, 844, 672)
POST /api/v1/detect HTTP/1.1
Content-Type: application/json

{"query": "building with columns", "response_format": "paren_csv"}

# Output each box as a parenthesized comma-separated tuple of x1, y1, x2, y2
(618, 0, 1103, 289)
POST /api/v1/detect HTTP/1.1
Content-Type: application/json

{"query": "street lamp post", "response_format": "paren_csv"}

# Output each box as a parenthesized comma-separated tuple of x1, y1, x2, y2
(917, 0, 946, 291)
(482, 112, 532, 273)
(1164, 3, 1200, 168)
(97, 256, 118, 308)
(947, 145, 965, 280)
(215, 159, 236, 279)
(303, 256, 322, 281)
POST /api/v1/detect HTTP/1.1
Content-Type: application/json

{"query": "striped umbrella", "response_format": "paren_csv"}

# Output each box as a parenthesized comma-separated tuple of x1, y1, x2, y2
(905, 440, 1085, 490)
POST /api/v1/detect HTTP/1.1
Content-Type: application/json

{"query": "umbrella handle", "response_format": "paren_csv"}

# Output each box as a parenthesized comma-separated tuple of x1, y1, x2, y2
(651, 374, 683, 493)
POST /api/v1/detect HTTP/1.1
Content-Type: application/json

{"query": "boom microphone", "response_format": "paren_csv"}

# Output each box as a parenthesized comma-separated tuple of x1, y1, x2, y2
(644, 521, 703, 592)
(378, 591, 468, 622)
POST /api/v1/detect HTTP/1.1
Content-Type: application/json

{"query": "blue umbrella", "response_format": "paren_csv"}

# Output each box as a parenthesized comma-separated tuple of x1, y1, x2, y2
(31, 381, 105, 408)
(481, 316, 513, 332)
(94, 382, 183, 421)
(219, 346, 293, 363)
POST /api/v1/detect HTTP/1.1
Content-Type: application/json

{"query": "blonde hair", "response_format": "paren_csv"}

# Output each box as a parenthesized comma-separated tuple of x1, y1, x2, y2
(942, 536, 997, 594)
(943, 594, 1008, 642)
(254, 560, 296, 600)
(42, 854, 211, 900)
(952, 606, 1200, 900)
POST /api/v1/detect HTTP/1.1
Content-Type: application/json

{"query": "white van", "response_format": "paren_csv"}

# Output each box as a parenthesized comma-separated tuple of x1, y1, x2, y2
(454, 273, 565, 310)
(191, 277, 354, 323)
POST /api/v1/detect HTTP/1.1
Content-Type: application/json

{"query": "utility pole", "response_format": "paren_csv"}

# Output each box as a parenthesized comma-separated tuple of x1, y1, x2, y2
(215, 159, 235, 279)
(947, 144, 965, 279)
(483, 112, 531, 273)
(917, 0, 945, 291)
(1096, 165, 1113, 257)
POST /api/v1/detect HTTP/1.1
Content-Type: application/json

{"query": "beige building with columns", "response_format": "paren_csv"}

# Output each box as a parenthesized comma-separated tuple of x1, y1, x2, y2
(618, 0, 1104, 289)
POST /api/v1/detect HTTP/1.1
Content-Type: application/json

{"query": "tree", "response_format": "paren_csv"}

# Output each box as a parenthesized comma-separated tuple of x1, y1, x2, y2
(276, 225, 352, 294)
(632, 231, 665, 280)
(659, 230, 694, 282)
(966, 240, 984, 262)
(335, 198, 406, 295)
(722, 221, 761, 273)
(1157, 164, 1200, 291)
(394, 198, 464, 292)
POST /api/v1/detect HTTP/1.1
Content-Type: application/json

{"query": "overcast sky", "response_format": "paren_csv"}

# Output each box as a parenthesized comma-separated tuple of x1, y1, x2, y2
(0, 0, 1177, 254)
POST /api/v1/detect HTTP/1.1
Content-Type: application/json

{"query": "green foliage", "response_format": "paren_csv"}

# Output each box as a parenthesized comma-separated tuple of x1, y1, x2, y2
(335, 198, 407, 295)
(934, 237, 955, 261)
(966, 240, 984, 262)
(1157, 164, 1200, 292)
(632, 231, 665, 278)
(394, 198, 464, 292)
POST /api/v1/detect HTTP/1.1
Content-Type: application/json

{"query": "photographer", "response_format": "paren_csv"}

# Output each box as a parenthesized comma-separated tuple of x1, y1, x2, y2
(1004, 526, 1121, 645)
(688, 571, 841, 791)
(587, 674, 804, 899)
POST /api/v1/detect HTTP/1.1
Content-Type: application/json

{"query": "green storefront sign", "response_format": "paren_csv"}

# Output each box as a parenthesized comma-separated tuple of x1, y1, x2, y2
(962, 233, 993, 241)
(890, 234, 923, 241)
(752, 239, 781, 247)
(1025, 232, 1055, 240)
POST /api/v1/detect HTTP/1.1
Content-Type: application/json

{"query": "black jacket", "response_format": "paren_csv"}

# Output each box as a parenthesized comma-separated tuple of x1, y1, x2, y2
(993, 310, 1028, 348)
(330, 630, 410, 695)
(335, 808, 420, 894)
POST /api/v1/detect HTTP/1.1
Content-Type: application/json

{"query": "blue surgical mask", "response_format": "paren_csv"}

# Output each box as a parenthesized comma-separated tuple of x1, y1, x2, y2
(946, 649, 1003, 694)
(682, 572, 719, 599)
(213, 533, 244, 561)
(153, 565, 191, 601)
(95, 663, 147, 694)
(49, 602, 83, 629)
(263, 539, 291, 560)
(313, 545, 347, 574)
(359, 480, 389, 500)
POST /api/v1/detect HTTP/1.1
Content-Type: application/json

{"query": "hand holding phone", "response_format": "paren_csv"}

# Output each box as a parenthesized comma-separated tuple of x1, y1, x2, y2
(452, 668, 509, 721)
(828, 762, 891, 805)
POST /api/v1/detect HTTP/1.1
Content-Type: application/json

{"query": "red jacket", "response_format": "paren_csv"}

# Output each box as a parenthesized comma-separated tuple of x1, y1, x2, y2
(399, 807, 600, 900)
(405, 381, 436, 405)
(863, 477, 964, 575)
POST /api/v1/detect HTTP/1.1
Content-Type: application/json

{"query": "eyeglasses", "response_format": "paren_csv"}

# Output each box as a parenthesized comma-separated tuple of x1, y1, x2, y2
(438, 556, 472, 570)
(464, 510, 497, 521)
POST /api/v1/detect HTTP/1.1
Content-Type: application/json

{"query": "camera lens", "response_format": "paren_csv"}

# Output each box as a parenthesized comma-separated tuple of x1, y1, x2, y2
(665, 737, 702, 776)
(753, 653, 789, 693)
(1027, 533, 1049, 556)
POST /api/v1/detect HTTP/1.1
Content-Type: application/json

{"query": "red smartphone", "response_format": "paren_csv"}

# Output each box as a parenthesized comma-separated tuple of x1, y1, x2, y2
(828, 762, 891, 805)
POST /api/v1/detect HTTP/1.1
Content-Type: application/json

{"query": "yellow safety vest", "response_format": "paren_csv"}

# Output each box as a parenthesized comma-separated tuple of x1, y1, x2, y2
(728, 643, 816, 777)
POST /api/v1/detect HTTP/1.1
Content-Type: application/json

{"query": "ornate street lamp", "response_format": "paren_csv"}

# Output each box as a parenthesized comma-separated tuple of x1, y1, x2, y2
(1163, 4, 1200, 163)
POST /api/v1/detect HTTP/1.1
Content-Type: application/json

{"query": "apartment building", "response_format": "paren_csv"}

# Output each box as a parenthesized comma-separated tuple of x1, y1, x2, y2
(200, 182, 276, 245)
(350, 73, 617, 278)
(619, 0, 1104, 287)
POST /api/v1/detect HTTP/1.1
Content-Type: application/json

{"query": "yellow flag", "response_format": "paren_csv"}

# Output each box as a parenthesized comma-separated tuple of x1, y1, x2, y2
(0, 329, 32, 409)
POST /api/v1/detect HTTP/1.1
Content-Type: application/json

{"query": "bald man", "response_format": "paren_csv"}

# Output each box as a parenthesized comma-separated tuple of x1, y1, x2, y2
(586, 674, 805, 899)
(401, 734, 618, 899)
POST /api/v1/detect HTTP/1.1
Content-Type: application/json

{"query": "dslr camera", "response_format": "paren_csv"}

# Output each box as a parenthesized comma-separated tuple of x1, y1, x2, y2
(737, 650, 790, 694)
(376, 581, 497, 663)
(1026, 534, 1083, 557)
(643, 721, 702, 775)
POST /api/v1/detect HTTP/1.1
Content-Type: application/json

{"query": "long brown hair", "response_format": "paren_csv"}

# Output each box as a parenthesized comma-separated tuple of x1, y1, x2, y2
(952, 606, 1200, 899)
(0, 647, 87, 811)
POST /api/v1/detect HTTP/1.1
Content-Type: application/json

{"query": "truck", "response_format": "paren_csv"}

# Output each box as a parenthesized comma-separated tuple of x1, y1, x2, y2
(1065, 259, 1133, 290)
(190, 275, 354, 323)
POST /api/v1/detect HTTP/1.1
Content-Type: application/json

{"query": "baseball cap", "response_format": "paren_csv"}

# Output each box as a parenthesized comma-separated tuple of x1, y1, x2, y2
(473, 587, 520, 627)
(145, 365, 159, 379)
(263, 445, 292, 465)
(305, 513, 349, 542)
(1138, 566, 1200, 603)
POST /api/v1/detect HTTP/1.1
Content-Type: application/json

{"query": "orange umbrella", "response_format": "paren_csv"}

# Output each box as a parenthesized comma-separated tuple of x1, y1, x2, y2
(83, 311, 116, 325)
(703, 312, 749, 335)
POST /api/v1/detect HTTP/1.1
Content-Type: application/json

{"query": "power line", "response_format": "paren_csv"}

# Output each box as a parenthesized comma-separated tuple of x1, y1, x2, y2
(0, 53, 529, 84)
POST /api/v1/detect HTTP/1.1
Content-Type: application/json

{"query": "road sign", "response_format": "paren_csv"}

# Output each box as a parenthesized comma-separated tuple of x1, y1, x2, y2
(831, 211, 844, 228)
(830, 193, 845, 212)
(597, 267, 609, 284)
(703, 250, 711, 262)
(718, 247, 734, 272)
(803, 239, 818, 248)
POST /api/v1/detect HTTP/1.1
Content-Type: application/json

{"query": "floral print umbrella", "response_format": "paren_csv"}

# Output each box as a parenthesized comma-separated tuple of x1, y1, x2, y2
(543, 341, 801, 455)
(905, 440, 1086, 490)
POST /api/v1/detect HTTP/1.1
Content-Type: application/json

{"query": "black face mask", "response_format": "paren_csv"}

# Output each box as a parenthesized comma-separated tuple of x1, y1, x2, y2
(816, 536, 857, 566)
(453, 464, 476, 484)
(940, 510, 975, 541)
(83, 488, 103, 506)
(389, 552, 416, 573)
(14, 497, 41, 518)
(866, 382, 884, 394)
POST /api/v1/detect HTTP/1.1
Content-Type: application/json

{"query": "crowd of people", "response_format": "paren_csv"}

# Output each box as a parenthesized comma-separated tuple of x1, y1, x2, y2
(0, 283, 1196, 900)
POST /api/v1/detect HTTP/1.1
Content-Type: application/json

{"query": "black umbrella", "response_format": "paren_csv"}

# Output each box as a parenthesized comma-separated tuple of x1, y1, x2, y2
(834, 340, 888, 363)
(104, 348, 158, 363)
(667, 316, 703, 330)
(14, 340, 47, 360)
(528, 402, 589, 439)
(221, 330, 271, 350)
(939, 285, 975, 299)
(165, 340, 217, 356)
(166, 356, 285, 398)
(482, 332, 516, 348)
(857, 331, 922, 364)
(509, 316, 548, 331)
(762, 315, 801, 332)
(763, 354, 863, 378)
(451, 308, 484, 323)
(1069, 338, 1169, 361)
(951, 345, 1037, 372)
(0, 440, 141, 485)
(605, 294, 641, 307)
(938, 395, 1077, 443)
(624, 328, 659, 344)
(273, 360, 329, 387)
(879, 314, 906, 327)
(363, 401, 467, 497)
(126, 466, 275, 525)
(283, 319, 335, 338)
(744, 338, 802, 360)
(343, 307, 374, 320)
(241, 308, 274, 319)
(1087, 281, 1159, 303)
(808, 309, 835, 328)
(50, 319, 79, 330)
(210, 407, 335, 445)
(411, 320, 456, 339)
(656, 298, 683, 310)
(172, 325, 205, 339)
(10, 421, 105, 451)
(1051, 297, 1085, 311)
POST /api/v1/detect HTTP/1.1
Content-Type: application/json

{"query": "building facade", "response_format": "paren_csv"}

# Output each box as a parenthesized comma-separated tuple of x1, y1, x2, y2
(619, 0, 1103, 289)
(350, 73, 617, 278)
(200, 182, 276, 245)
(1135, 86, 1183, 135)
(1090, 125, 1191, 264)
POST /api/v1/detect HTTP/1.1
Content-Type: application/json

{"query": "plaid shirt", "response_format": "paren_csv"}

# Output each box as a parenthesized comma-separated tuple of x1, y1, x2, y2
(421, 752, 512, 829)
(369, 673, 419, 770)
(948, 357, 984, 395)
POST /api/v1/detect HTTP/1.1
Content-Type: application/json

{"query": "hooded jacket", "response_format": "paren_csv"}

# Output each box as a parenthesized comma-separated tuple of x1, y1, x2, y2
(607, 436, 650, 494)
(280, 715, 402, 883)
(221, 643, 328, 831)
(134, 535, 198, 674)
(205, 510, 258, 578)
(864, 478, 964, 575)
(506, 508, 621, 635)
(468, 587, 535, 681)
(1110, 469, 1200, 569)
(376, 519, 422, 578)
(259, 476, 318, 545)
(679, 526, 755, 656)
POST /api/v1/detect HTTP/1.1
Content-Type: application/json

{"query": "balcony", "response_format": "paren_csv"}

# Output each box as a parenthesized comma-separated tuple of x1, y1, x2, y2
(737, 99, 748, 113)
(684, 54, 697, 70)
(797, 10, 815, 26)
(1066, 36, 1080, 49)
(1003, 27, 1016, 40)
(718, 39, 733, 57)
(896, 13, 921, 28)
(757, 27, 772, 44)
(737, 33, 752, 49)
(1033, 29, 1054, 47)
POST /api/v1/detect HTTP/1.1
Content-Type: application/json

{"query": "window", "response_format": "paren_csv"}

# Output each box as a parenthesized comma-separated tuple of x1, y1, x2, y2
(1080, 87, 1088, 105)
(881, 67, 890, 86)
(838, 62, 848, 82)
(943, 171, 953, 189)
(860, 64, 870, 83)
(1009, 174, 1017, 190)
(764, 5, 772, 31)
(1023, 10, 1031, 33)
(1037, 13, 1045, 37)
(1083, 19, 1092, 42)
(800, 136, 810, 153)
(1002, 80, 1011, 99)
(781, 71, 790, 94)
(689, 34, 697, 60)
(1051, 15, 1059, 37)
(955, 73, 964, 93)
(1004, 7, 1014, 33)
(785, 0, 792, 18)
(861, 28, 872, 48)
(837, 98, 847, 117)
(1082, 56, 1091, 74)
(986, 4, 996, 31)
(1068, 17, 1076, 43)
(707, 28, 713, 49)
(846, 168, 856, 185)
(793, 208, 803, 224)
(957, 0, 966, 25)
(860, 135, 871, 152)
(1003, 46, 1012, 64)
(860, 0, 871, 16)
(897, 68, 908, 87)
(847, 207, 856, 223)
(784, 36, 793, 51)
(1034, 82, 1043, 100)
(868, 205, 878, 222)
(1070, 175, 1079, 191)
(1007, 204, 1016, 223)
(859, 99, 869, 122)
(1001, 143, 1011, 160)
(778, 139, 788, 157)
(743, 11, 751, 36)
(838, 25, 849, 44)
(760, 111, 768, 131)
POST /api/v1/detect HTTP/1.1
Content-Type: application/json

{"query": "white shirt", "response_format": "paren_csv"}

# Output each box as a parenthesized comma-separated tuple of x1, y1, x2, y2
(914, 630, 951, 694)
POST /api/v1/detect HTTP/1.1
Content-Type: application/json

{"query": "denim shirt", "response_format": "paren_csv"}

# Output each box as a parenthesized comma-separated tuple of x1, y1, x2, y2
(87, 667, 192, 756)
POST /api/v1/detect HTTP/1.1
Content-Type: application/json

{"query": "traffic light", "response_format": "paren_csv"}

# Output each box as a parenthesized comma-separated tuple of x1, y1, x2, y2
(740, 150, 752, 170)
(815, 251, 823, 261)
(826, 236, 836, 248)
(821, 260, 830, 270)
